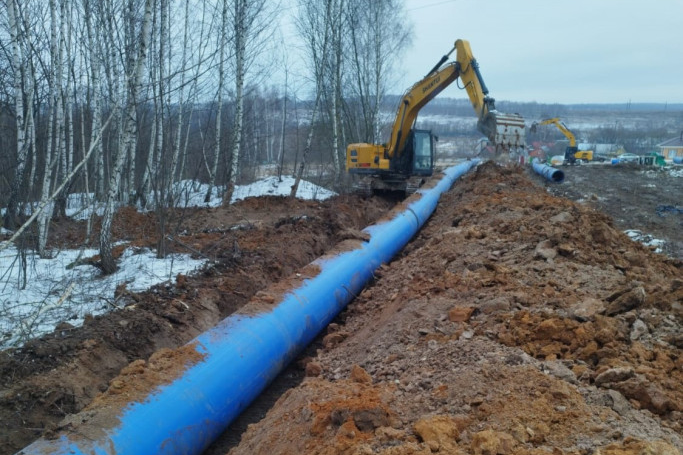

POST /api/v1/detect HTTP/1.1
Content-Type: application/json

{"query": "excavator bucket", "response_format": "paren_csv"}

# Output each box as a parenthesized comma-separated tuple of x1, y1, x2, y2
(478, 111, 526, 153)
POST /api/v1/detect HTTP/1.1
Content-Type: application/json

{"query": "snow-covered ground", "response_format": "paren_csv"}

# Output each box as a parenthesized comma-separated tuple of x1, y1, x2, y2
(0, 245, 205, 349)
(668, 167, 683, 178)
(624, 230, 665, 253)
(0, 177, 336, 350)
(136, 176, 336, 209)
(231, 176, 336, 202)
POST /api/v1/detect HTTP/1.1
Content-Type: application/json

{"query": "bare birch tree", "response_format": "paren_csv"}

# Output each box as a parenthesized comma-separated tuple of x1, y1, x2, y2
(175, 0, 215, 191)
(4, 0, 30, 230)
(329, 0, 344, 182)
(99, 0, 155, 274)
(223, 0, 247, 202)
(277, 65, 288, 182)
(222, 0, 273, 203)
(168, 0, 194, 196)
(291, 0, 334, 198)
(345, 0, 411, 143)
(204, 0, 230, 204)
(36, 0, 67, 257)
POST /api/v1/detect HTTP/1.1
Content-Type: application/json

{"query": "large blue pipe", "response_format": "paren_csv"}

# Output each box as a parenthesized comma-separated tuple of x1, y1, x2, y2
(532, 161, 564, 183)
(18, 160, 479, 455)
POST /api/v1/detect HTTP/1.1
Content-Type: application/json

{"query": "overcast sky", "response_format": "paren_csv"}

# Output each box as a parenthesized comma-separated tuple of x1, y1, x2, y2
(394, 0, 683, 104)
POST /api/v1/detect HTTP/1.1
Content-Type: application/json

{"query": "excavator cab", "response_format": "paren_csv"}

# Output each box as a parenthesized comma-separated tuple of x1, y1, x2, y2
(386, 129, 435, 177)
(409, 130, 435, 176)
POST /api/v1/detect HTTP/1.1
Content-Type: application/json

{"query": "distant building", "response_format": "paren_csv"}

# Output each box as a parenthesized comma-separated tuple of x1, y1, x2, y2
(578, 143, 624, 156)
(657, 134, 683, 161)
(528, 141, 552, 161)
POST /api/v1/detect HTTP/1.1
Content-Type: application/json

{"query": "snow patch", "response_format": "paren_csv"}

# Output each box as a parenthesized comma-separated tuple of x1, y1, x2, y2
(624, 229, 665, 253)
(0, 245, 205, 349)
(231, 176, 336, 203)
(0, 176, 335, 349)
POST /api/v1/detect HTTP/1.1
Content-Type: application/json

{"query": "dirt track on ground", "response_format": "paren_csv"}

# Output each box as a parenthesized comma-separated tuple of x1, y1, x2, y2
(1, 162, 681, 455)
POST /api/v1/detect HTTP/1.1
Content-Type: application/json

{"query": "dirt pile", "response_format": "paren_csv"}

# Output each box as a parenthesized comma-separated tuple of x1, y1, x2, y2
(228, 163, 682, 455)
(543, 164, 683, 260)
(0, 195, 393, 455)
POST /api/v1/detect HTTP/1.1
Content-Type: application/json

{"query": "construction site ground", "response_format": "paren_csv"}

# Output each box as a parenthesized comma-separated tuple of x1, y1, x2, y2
(1, 162, 681, 455)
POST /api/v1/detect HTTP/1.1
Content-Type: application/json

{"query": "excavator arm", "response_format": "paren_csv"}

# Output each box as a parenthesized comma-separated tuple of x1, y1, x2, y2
(346, 39, 526, 193)
(385, 39, 524, 159)
(532, 117, 581, 164)
(535, 118, 576, 147)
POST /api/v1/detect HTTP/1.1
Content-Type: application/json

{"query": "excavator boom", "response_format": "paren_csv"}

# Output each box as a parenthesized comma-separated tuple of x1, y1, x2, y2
(384, 39, 525, 159)
(535, 118, 576, 147)
(346, 39, 526, 193)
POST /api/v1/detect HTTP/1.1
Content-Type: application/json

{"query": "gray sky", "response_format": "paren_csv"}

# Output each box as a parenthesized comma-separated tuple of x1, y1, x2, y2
(399, 0, 683, 104)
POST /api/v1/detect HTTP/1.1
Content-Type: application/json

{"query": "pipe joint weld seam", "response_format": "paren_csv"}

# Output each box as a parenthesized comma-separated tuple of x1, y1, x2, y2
(406, 207, 420, 226)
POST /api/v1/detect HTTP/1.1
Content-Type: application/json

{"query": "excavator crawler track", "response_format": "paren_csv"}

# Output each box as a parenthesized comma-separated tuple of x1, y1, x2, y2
(405, 177, 425, 195)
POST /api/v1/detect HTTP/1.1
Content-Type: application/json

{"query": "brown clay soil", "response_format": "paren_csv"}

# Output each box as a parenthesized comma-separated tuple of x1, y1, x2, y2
(0, 194, 395, 454)
(2, 162, 682, 455)
(543, 163, 682, 261)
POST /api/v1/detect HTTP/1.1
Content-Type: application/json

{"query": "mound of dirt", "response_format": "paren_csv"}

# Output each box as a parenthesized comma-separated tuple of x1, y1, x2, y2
(543, 164, 683, 260)
(0, 194, 394, 455)
(227, 163, 682, 455)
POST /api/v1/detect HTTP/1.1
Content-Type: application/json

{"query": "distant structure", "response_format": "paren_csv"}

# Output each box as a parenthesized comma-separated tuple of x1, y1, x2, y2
(657, 133, 683, 162)
(578, 143, 624, 156)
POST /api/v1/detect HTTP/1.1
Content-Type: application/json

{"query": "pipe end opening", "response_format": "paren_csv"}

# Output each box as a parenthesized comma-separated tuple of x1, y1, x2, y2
(551, 170, 565, 183)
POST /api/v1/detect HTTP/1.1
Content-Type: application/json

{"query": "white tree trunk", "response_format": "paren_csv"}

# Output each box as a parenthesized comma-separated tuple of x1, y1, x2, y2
(100, 0, 154, 274)
(4, 0, 29, 230)
(224, 0, 246, 203)
(277, 68, 288, 181)
(84, 0, 105, 200)
(169, 0, 191, 200)
(37, 0, 64, 257)
(331, 0, 344, 181)
(26, 89, 37, 192)
(205, 0, 229, 204)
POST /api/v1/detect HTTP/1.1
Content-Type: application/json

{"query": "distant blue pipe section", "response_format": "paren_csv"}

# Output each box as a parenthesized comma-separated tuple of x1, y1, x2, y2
(532, 161, 564, 183)
(18, 159, 479, 455)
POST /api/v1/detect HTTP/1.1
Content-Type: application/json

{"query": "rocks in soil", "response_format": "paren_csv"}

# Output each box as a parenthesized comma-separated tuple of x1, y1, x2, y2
(227, 163, 682, 455)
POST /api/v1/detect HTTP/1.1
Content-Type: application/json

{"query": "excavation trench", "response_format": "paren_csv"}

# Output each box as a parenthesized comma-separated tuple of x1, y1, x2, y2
(5, 162, 681, 455)
(0, 194, 395, 454)
(17, 162, 479, 455)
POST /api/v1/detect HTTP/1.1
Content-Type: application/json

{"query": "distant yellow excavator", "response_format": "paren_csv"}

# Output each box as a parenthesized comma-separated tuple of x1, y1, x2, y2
(345, 39, 526, 194)
(531, 118, 594, 165)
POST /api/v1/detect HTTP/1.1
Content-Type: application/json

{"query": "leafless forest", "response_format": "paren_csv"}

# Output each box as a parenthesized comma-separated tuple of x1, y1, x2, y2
(0, 0, 413, 273)
(1, 0, 681, 274)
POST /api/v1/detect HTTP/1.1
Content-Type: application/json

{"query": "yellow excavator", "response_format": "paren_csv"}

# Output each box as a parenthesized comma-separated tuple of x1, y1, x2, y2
(531, 118, 593, 165)
(345, 39, 526, 194)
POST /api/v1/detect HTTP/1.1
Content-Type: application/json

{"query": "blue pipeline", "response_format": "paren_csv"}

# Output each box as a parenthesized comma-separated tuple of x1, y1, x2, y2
(18, 159, 479, 455)
(532, 161, 564, 183)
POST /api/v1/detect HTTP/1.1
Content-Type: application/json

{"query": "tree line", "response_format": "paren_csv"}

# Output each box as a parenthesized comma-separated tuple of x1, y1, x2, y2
(0, 0, 411, 273)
